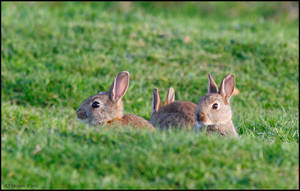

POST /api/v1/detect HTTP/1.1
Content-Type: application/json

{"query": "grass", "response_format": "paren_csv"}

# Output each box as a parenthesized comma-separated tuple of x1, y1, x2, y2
(1, 2, 299, 189)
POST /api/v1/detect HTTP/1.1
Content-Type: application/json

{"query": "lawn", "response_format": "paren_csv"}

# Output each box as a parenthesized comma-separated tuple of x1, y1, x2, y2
(1, 2, 299, 189)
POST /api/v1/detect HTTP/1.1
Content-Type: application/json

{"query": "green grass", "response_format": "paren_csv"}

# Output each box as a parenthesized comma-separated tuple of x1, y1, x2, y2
(1, 2, 299, 189)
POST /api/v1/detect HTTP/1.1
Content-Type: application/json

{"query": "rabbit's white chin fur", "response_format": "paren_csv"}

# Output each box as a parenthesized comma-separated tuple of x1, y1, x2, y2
(78, 118, 89, 125)
(197, 120, 213, 126)
(78, 118, 97, 125)
(195, 120, 217, 130)
(79, 118, 104, 126)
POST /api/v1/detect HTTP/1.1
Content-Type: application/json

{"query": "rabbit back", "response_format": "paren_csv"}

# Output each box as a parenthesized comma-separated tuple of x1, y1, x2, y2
(150, 101, 197, 129)
(119, 114, 155, 130)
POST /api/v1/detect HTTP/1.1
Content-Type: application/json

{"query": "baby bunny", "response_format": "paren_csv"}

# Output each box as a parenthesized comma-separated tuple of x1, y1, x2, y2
(76, 71, 154, 130)
(195, 74, 238, 137)
(150, 87, 197, 129)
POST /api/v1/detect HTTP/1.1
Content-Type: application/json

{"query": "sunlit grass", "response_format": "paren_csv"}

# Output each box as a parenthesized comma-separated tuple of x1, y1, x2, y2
(1, 2, 299, 189)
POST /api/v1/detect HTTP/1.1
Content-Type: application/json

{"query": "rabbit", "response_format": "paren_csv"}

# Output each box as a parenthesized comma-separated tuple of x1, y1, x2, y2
(76, 71, 154, 130)
(194, 73, 239, 137)
(149, 87, 197, 129)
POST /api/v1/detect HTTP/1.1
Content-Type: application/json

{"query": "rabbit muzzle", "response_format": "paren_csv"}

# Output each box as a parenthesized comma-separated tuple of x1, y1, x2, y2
(196, 112, 206, 123)
(77, 108, 87, 120)
(195, 111, 214, 126)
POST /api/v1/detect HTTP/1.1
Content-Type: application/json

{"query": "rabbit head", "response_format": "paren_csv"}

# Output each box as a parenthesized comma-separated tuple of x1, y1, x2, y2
(195, 74, 236, 129)
(76, 71, 129, 126)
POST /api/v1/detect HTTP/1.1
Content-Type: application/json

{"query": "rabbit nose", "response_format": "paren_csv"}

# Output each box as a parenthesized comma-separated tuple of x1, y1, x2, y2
(77, 108, 87, 119)
(197, 112, 205, 122)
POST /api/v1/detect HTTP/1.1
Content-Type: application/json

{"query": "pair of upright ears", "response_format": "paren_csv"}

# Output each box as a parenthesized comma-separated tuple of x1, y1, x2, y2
(208, 73, 236, 104)
(152, 87, 175, 113)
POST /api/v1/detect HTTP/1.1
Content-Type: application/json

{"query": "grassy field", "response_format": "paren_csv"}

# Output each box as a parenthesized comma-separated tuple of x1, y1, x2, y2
(1, 2, 299, 189)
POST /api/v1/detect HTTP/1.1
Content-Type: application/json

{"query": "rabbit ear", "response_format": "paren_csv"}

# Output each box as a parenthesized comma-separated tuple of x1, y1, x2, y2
(219, 74, 235, 104)
(208, 74, 218, 93)
(164, 87, 175, 106)
(109, 71, 130, 102)
(152, 88, 162, 113)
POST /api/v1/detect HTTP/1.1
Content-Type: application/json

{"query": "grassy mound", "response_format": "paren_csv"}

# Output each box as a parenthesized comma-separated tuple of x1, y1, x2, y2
(2, 2, 299, 189)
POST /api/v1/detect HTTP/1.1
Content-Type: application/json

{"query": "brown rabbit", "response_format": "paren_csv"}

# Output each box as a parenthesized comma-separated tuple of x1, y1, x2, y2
(149, 87, 197, 129)
(195, 74, 238, 137)
(76, 71, 154, 130)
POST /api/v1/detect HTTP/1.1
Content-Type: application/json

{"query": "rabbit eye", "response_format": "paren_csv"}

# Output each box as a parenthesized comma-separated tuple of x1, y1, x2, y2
(92, 101, 100, 108)
(212, 103, 218, 110)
